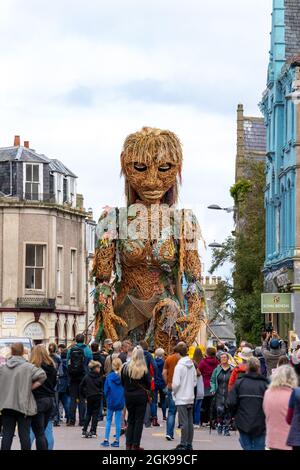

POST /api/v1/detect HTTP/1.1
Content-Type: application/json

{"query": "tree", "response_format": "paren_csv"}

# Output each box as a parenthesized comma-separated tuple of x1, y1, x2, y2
(210, 160, 265, 345)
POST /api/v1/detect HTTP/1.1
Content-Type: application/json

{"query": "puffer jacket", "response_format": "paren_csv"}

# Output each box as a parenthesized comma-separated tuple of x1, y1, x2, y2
(0, 356, 46, 416)
(228, 372, 269, 437)
(198, 356, 219, 390)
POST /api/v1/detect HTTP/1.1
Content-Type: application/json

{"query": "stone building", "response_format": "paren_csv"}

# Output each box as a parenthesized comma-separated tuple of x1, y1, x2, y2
(260, 0, 300, 338)
(235, 104, 266, 181)
(202, 276, 235, 346)
(0, 136, 96, 345)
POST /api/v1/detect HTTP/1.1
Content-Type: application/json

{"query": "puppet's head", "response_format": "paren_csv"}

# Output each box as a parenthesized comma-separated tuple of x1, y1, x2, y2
(121, 127, 182, 206)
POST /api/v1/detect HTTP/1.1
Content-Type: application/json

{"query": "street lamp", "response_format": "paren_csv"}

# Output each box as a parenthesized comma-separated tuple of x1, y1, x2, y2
(207, 204, 235, 213)
(208, 241, 223, 249)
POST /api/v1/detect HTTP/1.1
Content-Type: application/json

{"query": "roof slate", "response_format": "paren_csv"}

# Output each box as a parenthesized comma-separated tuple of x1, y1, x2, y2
(243, 118, 267, 153)
(285, 0, 300, 59)
(0, 146, 77, 178)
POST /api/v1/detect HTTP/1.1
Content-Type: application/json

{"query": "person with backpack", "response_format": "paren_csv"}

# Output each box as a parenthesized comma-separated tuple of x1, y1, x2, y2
(67, 333, 93, 426)
(101, 358, 125, 447)
(79, 360, 103, 438)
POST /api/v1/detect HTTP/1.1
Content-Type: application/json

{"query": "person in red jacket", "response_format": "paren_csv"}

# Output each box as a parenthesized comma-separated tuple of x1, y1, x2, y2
(228, 347, 253, 392)
(198, 348, 219, 424)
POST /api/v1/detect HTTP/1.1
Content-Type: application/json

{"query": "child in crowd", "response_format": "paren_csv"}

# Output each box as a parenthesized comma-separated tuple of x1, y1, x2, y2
(80, 360, 103, 438)
(101, 358, 125, 448)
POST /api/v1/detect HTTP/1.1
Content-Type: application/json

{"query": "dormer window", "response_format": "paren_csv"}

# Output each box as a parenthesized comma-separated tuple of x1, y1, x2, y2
(24, 163, 42, 201)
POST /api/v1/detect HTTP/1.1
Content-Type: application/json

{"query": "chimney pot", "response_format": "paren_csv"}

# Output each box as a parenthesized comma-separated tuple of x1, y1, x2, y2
(24, 141, 30, 148)
(14, 135, 20, 146)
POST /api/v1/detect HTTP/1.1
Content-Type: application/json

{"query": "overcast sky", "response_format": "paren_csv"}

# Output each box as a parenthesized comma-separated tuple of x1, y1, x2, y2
(0, 0, 272, 276)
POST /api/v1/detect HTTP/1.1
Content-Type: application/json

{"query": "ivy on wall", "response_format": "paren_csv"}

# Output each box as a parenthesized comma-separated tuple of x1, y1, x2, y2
(210, 160, 265, 345)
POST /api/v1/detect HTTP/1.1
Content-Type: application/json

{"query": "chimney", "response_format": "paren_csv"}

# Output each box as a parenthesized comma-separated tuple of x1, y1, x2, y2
(14, 135, 20, 146)
(24, 141, 30, 148)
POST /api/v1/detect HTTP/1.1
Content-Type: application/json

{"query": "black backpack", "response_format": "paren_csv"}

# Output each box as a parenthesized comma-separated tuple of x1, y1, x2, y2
(68, 347, 85, 378)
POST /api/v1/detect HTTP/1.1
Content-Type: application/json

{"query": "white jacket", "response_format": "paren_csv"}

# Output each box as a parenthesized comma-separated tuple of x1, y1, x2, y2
(172, 356, 197, 406)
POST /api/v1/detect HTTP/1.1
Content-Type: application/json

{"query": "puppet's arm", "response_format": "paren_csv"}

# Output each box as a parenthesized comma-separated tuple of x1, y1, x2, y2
(92, 209, 126, 341)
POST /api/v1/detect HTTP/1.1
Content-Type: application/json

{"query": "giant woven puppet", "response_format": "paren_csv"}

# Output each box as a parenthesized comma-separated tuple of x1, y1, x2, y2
(92, 127, 206, 352)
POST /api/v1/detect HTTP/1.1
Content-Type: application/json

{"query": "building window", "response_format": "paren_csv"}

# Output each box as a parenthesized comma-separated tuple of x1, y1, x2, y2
(57, 247, 63, 293)
(70, 249, 76, 296)
(63, 177, 68, 203)
(86, 223, 96, 254)
(25, 244, 45, 290)
(25, 164, 40, 200)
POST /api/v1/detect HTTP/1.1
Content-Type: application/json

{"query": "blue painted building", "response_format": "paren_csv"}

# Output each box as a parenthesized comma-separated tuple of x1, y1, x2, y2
(260, 0, 300, 336)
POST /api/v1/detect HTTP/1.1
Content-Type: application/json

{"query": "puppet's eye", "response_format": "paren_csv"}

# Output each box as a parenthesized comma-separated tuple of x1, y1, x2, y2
(158, 163, 172, 172)
(134, 162, 147, 172)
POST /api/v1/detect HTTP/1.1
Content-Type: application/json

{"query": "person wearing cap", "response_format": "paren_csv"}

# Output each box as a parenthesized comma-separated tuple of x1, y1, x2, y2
(228, 347, 253, 392)
(262, 335, 286, 378)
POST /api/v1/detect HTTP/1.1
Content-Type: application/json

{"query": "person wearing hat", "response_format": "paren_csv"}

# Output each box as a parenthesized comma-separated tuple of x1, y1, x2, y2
(262, 335, 286, 378)
(228, 347, 253, 392)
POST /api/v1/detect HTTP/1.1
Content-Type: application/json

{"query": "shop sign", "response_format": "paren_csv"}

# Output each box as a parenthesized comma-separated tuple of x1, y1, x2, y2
(24, 322, 45, 340)
(261, 293, 292, 314)
(2, 314, 17, 325)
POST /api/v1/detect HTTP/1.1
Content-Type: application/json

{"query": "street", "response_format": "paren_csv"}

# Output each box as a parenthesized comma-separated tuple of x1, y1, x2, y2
(11, 420, 241, 451)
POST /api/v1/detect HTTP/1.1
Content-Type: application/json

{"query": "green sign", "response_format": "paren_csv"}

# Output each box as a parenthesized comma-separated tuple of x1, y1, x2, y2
(261, 293, 292, 314)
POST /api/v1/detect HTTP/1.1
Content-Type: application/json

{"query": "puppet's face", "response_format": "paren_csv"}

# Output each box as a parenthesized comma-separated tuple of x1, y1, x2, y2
(123, 155, 180, 204)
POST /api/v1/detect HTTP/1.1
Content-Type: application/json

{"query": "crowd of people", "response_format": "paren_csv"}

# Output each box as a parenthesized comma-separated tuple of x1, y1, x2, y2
(1, 330, 300, 451)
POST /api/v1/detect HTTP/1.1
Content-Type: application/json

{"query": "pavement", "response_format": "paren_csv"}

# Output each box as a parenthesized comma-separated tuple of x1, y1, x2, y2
(11, 418, 241, 450)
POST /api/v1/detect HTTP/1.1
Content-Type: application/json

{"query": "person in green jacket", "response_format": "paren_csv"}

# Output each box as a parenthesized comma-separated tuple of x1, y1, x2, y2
(210, 352, 234, 436)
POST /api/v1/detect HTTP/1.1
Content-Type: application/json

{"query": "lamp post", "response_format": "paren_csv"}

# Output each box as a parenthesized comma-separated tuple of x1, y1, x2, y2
(207, 204, 235, 213)
(208, 241, 223, 249)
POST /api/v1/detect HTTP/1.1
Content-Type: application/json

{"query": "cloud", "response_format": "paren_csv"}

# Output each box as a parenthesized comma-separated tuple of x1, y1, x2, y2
(0, 0, 273, 277)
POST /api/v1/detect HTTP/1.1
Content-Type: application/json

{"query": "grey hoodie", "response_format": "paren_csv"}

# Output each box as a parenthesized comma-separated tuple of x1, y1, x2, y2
(172, 356, 197, 406)
(0, 356, 46, 416)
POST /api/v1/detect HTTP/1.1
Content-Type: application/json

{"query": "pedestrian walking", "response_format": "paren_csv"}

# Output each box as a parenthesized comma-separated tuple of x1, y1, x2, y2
(121, 346, 151, 450)
(119, 340, 132, 364)
(0, 342, 46, 450)
(104, 341, 122, 375)
(30, 345, 57, 450)
(139, 340, 157, 427)
(56, 344, 71, 424)
(210, 352, 234, 436)
(48, 343, 61, 427)
(228, 357, 268, 450)
(67, 333, 93, 426)
(198, 347, 219, 424)
(80, 360, 103, 438)
(152, 348, 167, 426)
(228, 346, 253, 391)
(192, 348, 204, 428)
(263, 365, 297, 450)
(290, 349, 300, 385)
(90, 342, 105, 421)
(262, 333, 287, 377)
(172, 342, 197, 451)
(162, 344, 180, 441)
(101, 358, 125, 448)
(286, 385, 300, 450)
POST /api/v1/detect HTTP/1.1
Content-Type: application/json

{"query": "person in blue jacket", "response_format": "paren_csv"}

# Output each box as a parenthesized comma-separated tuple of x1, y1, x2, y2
(101, 358, 125, 448)
(152, 348, 167, 426)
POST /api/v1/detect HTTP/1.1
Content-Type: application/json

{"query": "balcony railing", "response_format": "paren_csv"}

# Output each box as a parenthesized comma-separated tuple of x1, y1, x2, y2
(16, 297, 56, 310)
